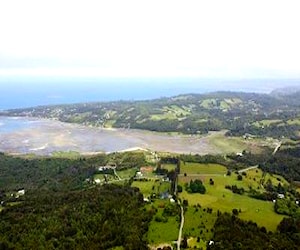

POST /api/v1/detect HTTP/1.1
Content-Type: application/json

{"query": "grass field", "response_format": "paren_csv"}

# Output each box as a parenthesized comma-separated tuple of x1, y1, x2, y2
(117, 168, 137, 179)
(183, 206, 216, 249)
(146, 200, 179, 245)
(162, 164, 177, 171)
(287, 118, 300, 125)
(200, 99, 217, 109)
(131, 180, 170, 197)
(252, 119, 282, 127)
(181, 162, 227, 175)
(150, 105, 191, 121)
(208, 133, 249, 154)
(178, 163, 287, 231)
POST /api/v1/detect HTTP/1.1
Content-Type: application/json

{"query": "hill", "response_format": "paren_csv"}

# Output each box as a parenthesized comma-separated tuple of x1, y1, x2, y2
(3, 91, 300, 140)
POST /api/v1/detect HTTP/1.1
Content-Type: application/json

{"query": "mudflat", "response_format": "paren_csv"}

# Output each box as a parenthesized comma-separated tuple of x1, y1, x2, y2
(0, 117, 217, 155)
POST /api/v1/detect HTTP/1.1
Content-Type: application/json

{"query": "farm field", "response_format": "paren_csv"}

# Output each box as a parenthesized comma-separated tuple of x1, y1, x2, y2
(146, 200, 179, 245)
(183, 206, 216, 249)
(161, 164, 177, 172)
(207, 133, 250, 154)
(178, 163, 287, 232)
(131, 180, 171, 197)
(117, 168, 137, 179)
(180, 162, 227, 175)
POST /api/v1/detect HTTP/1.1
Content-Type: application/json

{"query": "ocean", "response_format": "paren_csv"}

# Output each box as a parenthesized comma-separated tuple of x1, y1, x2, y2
(0, 78, 298, 110)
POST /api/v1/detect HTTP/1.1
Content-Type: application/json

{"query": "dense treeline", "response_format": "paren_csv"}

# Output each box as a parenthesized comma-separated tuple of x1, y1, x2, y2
(0, 151, 146, 191)
(209, 213, 299, 250)
(0, 185, 152, 250)
(3, 91, 300, 139)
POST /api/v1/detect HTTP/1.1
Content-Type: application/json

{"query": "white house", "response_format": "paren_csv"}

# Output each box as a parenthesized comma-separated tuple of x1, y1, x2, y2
(17, 189, 25, 196)
(94, 179, 101, 184)
(278, 193, 285, 199)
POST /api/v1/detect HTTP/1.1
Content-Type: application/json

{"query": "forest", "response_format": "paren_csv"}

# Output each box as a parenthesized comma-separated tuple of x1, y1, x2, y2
(0, 185, 152, 250)
(208, 213, 299, 250)
(0, 150, 300, 249)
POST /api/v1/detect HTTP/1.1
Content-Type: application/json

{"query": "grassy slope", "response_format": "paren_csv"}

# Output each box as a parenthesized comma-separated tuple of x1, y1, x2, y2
(179, 163, 287, 232)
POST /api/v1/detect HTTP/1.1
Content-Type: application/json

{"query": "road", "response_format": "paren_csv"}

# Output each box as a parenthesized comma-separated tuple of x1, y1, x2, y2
(238, 165, 258, 173)
(177, 201, 184, 250)
(272, 142, 282, 155)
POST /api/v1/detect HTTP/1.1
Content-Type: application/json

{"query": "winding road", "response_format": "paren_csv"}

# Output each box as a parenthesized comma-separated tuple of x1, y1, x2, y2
(177, 201, 185, 250)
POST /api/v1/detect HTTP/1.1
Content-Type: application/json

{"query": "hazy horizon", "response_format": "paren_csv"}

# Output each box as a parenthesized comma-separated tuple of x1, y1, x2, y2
(1, 78, 300, 110)
(1, 1, 300, 109)
(1, 1, 300, 80)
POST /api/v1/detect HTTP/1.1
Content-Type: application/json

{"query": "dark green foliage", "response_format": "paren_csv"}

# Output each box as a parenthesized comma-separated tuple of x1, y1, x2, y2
(209, 213, 299, 250)
(0, 153, 106, 191)
(186, 179, 206, 194)
(0, 185, 151, 250)
(232, 208, 239, 216)
(275, 198, 300, 216)
(261, 147, 300, 182)
(231, 148, 300, 181)
(248, 190, 277, 201)
(0, 152, 146, 191)
(110, 152, 146, 169)
(225, 185, 244, 195)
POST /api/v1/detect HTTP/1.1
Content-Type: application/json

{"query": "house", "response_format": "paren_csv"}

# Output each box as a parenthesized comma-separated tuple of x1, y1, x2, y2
(94, 179, 101, 184)
(136, 171, 143, 177)
(278, 193, 285, 199)
(17, 189, 25, 196)
(98, 165, 116, 172)
(160, 191, 169, 199)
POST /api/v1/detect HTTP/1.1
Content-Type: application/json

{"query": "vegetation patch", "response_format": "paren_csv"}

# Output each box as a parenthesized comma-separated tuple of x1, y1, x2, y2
(146, 200, 180, 245)
(180, 162, 227, 175)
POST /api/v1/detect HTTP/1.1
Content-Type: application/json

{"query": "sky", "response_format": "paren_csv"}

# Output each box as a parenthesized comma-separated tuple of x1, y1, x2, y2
(0, 0, 300, 85)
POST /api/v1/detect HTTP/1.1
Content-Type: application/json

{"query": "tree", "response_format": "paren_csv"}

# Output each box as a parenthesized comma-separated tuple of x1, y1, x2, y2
(187, 179, 206, 194)
(181, 236, 188, 249)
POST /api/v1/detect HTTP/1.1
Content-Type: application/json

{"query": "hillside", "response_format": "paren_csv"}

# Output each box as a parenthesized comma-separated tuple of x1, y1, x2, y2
(3, 91, 300, 140)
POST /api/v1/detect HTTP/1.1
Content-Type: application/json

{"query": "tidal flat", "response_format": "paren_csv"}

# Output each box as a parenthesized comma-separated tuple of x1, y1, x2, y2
(0, 116, 266, 155)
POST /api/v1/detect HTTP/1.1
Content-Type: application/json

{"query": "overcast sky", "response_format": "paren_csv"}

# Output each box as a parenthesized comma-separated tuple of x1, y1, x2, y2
(0, 0, 300, 81)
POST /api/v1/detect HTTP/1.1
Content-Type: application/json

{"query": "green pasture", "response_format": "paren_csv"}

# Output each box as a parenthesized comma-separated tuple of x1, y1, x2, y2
(180, 162, 227, 175)
(117, 168, 137, 179)
(183, 206, 216, 248)
(207, 133, 248, 154)
(287, 118, 300, 125)
(162, 164, 177, 171)
(178, 164, 286, 231)
(252, 119, 282, 127)
(131, 180, 170, 197)
(150, 105, 191, 121)
(200, 99, 217, 109)
(147, 216, 179, 244)
(146, 200, 179, 244)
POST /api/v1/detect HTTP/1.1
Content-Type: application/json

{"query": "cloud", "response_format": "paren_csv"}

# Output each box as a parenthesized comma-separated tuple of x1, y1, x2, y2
(0, 0, 300, 79)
